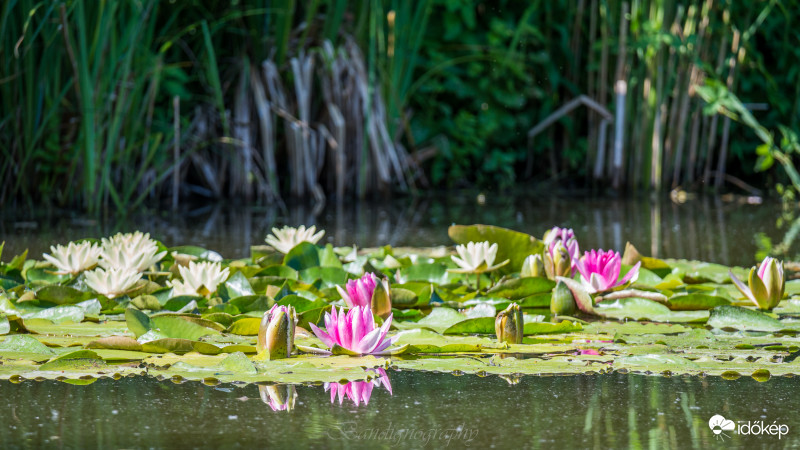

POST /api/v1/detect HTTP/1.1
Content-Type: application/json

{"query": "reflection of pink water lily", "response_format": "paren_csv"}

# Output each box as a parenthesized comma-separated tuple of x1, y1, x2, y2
(310, 306, 397, 355)
(575, 249, 640, 294)
(324, 368, 392, 406)
(577, 349, 600, 355)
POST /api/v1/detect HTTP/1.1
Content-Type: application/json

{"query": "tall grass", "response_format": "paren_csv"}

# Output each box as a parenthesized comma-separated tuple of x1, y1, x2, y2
(0, 0, 429, 212)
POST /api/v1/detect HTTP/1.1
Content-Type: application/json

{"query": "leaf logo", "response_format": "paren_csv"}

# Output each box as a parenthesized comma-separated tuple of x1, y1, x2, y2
(709, 414, 735, 441)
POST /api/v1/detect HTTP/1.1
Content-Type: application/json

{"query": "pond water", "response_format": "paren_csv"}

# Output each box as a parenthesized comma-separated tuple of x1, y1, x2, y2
(0, 195, 785, 267)
(1, 195, 794, 448)
(0, 372, 796, 449)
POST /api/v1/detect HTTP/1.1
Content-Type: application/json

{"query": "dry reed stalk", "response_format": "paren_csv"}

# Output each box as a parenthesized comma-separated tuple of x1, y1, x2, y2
(250, 66, 282, 204)
(611, 2, 629, 189)
(586, 0, 598, 184)
(715, 30, 741, 190)
(233, 66, 254, 199)
(172, 96, 180, 210)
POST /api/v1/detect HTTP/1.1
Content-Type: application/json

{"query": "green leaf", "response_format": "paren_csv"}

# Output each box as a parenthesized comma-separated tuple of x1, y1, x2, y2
(449, 224, 544, 275)
(39, 350, 106, 371)
(25, 268, 71, 285)
(150, 316, 220, 340)
(35, 285, 92, 305)
(486, 277, 555, 299)
(443, 317, 495, 334)
(319, 244, 343, 268)
(300, 267, 348, 288)
(707, 305, 784, 332)
(228, 317, 261, 336)
(524, 320, 583, 335)
(0, 335, 55, 354)
(0, 316, 8, 335)
(413, 307, 467, 333)
(284, 242, 321, 271)
(403, 263, 450, 284)
(668, 293, 730, 311)
(255, 265, 299, 280)
(221, 271, 255, 299)
(125, 308, 152, 338)
(595, 298, 708, 323)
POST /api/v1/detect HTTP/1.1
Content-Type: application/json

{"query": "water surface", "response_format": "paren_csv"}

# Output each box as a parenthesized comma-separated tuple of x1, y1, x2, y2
(1, 195, 784, 267)
(0, 372, 795, 449)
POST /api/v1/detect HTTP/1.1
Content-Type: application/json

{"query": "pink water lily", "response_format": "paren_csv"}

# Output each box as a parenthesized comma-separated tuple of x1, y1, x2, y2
(310, 306, 397, 355)
(337, 273, 377, 308)
(575, 249, 640, 294)
(543, 227, 580, 276)
(324, 368, 392, 406)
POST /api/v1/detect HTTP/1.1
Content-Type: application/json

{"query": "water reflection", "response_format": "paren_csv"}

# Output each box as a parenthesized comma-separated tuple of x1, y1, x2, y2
(1, 195, 784, 267)
(258, 384, 297, 412)
(1, 372, 799, 448)
(324, 368, 392, 407)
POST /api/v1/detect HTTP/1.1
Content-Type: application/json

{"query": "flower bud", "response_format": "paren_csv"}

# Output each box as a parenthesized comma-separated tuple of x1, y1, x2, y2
(258, 305, 297, 359)
(521, 254, 545, 278)
(731, 256, 785, 310)
(545, 241, 572, 279)
(371, 278, 393, 319)
(551, 281, 577, 316)
(495, 303, 524, 344)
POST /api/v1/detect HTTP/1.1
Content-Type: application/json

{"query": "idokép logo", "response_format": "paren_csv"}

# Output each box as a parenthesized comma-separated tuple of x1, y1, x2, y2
(708, 414, 789, 442)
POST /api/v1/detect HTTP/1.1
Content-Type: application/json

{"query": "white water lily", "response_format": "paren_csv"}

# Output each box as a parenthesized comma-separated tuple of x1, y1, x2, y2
(265, 225, 325, 254)
(168, 261, 230, 297)
(99, 232, 166, 272)
(84, 267, 141, 299)
(43, 241, 102, 275)
(449, 241, 509, 274)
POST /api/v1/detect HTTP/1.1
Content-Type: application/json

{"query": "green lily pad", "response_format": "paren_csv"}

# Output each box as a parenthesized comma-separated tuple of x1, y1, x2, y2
(486, 277, 555, 299)
(707, 305, 784, 332)
(284, 242, 321, 271)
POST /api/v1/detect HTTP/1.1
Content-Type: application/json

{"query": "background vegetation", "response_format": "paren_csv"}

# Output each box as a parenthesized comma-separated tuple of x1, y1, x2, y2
(1, 0, 798, 212)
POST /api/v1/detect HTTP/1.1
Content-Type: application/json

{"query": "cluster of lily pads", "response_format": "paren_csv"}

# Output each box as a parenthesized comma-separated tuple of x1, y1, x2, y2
(1, 223, 800, 409)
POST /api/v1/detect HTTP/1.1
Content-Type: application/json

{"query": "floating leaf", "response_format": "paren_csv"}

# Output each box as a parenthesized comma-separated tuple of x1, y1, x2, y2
(284, 242, 321, 271)
(125, 308, 152, 338)
(487, 277, 555, 299)
(228, 317, 261, 335)
(668, 293, 730, 311)
(707, 305, 784, 332)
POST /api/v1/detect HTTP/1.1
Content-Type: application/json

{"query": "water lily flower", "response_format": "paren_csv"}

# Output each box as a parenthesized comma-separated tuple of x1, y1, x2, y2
(495, 302, 524, 344)
(259, 384, 297, 412)
(309, 306, 397, 355)
(521, 254, 545, 278)
(43, 241, 102, 275)
(258, 304, 297, 359)
(84, 267, 141, 299)
(336, 273, 392, 319)
(449, 241, 509, 274)
(265, 225, 325, 254)
(168, 261, 230, 297)
(99, 232, 166, 273)
(729, 256, 785, 310)
(543, 226, 576, 246)
(575, 249, 640, 294)
(544, 241, 576, 279)
(541, 228, 580, 279)
(324, 368, 392, 406)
